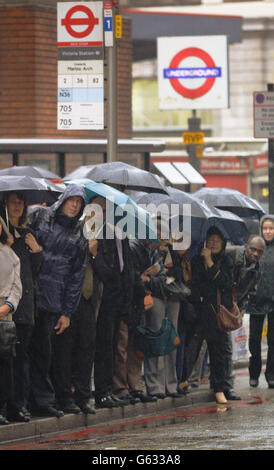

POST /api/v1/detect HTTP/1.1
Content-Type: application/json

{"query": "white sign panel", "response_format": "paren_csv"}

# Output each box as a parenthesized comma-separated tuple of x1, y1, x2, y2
(57, 2, 104, 130)
(157, 35, 229, 110)
(253, 91, 274, 138)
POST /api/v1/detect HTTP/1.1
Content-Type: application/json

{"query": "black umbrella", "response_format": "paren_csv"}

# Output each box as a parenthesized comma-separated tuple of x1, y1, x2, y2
(130, 188, 249, 246)
(0, 175, 64, 206)
(0, 165, 61, 181)
(64, 161, 168, 194)
(167, 187, 249, 245)
(193, 187, 265, 219)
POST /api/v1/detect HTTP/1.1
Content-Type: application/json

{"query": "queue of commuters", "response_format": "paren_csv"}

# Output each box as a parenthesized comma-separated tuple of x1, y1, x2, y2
(0, 183, 273, 425)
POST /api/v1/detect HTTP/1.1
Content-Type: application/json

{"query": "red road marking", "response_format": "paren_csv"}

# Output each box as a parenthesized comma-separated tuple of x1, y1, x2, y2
(0, 396, 266, 450)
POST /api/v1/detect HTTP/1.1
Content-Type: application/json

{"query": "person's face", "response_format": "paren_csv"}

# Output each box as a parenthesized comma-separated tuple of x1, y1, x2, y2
(7, 193, 25, 220)
(245, 239, 265, 263)
(262, 220, 274, 243)
(206, 234, 223, 254)
(61, 196, 83, 218)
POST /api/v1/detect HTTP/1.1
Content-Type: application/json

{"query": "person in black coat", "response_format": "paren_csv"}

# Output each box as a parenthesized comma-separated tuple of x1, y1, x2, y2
(247, 215, 274, 388)
(190, 226, 235, 404)
(27, 184, 88, 417)
(1, 192, 43, 423)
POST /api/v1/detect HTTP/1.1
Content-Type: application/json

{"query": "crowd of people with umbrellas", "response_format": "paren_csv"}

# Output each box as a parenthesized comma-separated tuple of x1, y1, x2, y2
(0, 161, 273, 425)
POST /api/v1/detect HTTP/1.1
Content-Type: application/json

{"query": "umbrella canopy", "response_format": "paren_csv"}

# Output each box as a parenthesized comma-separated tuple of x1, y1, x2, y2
(130, 188, 248, 246)
(0, 165, 61, 182)
(193, 187, 265, 219)
(65, 179, 158, 242)
(0, 175, 64, 206)
(167, 187, 248, 245)
(64, 161, 168, 194)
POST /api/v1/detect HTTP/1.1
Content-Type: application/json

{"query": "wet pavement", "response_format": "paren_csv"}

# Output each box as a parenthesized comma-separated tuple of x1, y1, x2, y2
(1, 366, 274, 451)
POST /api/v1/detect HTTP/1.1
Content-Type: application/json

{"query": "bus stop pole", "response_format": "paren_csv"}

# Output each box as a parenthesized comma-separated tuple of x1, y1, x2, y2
(107, 4, 118, 163)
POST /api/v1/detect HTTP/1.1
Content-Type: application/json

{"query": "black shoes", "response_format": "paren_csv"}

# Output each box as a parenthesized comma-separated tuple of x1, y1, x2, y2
(95, 393, 124, 409)
(77, 400, 96, 415)
(118, 394, 140, 405)
(249, 378, 259, 388)
(224, 390, 241, 401)
(0, 414, 9, 425)
(32, 405, 64, 418)
(130, 390, 157, 403)
(59, 399, 81, 414)
(150, 393, 166, 399)
(7, 409, 31, 423)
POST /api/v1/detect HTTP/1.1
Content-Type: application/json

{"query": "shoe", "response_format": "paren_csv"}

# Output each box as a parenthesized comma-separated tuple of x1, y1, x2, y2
(118, 394, 140, 405)
(7, 409, 31, 423)
(95, 393, 122, 409)
(249, 378, 259, 387)
(0, 414, 9, 425)
(60, 400, 81, 414)
(32, 406, 64, 418)
(21, 407, 31, 418)
(150, 393, 166, 399)
(215, 392, 227, 404)
(77, 400, 96, 415)
(224, 390, 241, 401)
(130, 391, 157, 403)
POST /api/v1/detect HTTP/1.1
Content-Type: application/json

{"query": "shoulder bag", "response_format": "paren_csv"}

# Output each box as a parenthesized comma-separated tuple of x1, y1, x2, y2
(134, 317, 180, 358)
(214, 284, 243, 333)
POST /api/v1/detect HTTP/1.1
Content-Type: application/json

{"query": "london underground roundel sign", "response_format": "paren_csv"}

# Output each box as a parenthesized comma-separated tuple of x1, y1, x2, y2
(57, 1, 103, 46)
(157, 36, 229, 110)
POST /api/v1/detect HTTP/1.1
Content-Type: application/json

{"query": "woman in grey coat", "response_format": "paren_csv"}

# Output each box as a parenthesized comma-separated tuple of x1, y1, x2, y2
(0, 216, 22, 425)
(247, 214, 274, 387)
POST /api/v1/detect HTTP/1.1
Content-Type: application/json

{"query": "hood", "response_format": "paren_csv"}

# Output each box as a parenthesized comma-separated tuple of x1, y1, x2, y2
(49, 184, 86, 220)
(260, 214, 274, 243)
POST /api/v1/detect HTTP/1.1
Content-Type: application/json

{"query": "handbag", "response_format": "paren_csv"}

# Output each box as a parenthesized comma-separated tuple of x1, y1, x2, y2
(164, 278, 191, 302)
(134, 317, 180, 358)
(214, 284, 243, 333)
(0, 320, 17, 357)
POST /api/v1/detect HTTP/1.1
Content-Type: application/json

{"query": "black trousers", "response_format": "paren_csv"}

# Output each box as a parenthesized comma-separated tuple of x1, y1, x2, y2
(7, 323, 33, 412)
(71, 296, 97, 403)
(0, 355, 13, 410)
(29, 309, 73, 408)
(249, 312, 274, 383)
(93, 293, 121, 398)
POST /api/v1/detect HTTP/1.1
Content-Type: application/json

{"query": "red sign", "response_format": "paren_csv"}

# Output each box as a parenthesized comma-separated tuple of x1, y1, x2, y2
(253, 154, 268, 170)
(169, 47, 217, 99)
(201, 157, 249, 173)
(61, 5, 99, 39)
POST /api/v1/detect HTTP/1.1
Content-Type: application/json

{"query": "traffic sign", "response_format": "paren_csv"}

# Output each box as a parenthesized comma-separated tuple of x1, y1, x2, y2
(253, 91, 274, 138)
(115, 14, 122, 39)
(57, 2, 104, 131)
(157, 36, 229, 110)
(57, 2, 103, 46)
(183, 131, 204, 145)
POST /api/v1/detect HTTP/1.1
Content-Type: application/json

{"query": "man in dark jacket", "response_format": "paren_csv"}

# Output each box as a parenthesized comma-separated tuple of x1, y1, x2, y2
(28, 184, 88, 417)
(92, 216, 138, 408)
(222, 235, 265, 399)
(247, 215, 274, 388)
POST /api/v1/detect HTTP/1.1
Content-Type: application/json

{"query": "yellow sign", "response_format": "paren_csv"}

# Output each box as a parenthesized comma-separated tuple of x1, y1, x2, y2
(196, 144, 204, 158)
(115, 14, 122, 38)
(183, 132, 204, 145)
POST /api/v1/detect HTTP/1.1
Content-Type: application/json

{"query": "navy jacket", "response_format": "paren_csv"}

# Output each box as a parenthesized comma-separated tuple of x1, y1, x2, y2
(28, 184, 88, 318)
